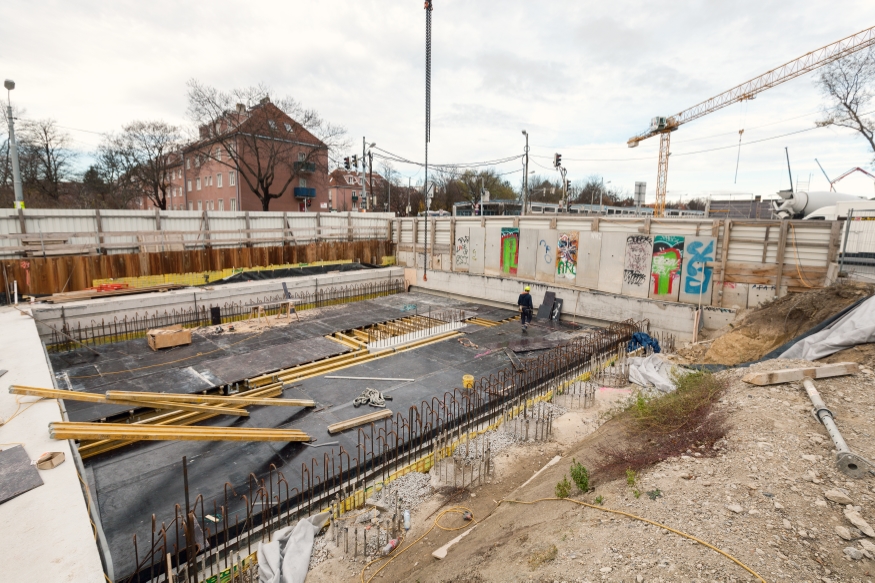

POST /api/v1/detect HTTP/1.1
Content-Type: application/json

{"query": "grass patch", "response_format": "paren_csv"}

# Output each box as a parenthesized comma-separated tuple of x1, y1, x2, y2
(528, 544, 558, 570)
(594, 495, 604, 505)
(593, 370, 729, 482)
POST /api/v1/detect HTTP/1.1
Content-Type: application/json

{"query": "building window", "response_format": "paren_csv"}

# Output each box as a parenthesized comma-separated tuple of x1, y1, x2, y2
(268, 120, 277, 130)
(195, 156, 200, 167)
(206, 175, 212, 187)
(299, 178, 307, 188)
(359, 178, 363, 185)
(230, 198, 237, 211)
(217, 173, 223, 188)
(215, 147, 222, 161)
(197, 200, 203, 211)
(298, 152, 306, 162)
(208, 200, 214, 211)
(188, 201, 193, 211)
(218, 198, 224, 211)
(196, 178, 201, 190)
(187, 180, 192, 192)
(229, 171, 236, 186)
(186, 159, 190, 170)
(347, 177, 354, 184)
(284, 122, 293, 132)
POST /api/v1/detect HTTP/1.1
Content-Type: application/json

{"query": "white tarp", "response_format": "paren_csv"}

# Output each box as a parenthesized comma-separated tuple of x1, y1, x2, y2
(780, 295, 875, 361)
(628, 353, 677, 393)
(258, 511, 330, 583)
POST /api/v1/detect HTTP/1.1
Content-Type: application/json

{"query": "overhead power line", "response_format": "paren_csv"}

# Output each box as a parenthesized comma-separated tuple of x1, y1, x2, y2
(371, 146, 522, 170)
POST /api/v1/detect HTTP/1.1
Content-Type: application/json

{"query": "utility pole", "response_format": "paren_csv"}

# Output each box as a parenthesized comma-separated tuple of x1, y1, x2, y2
(5, 80, 24, 209)
(521, 130, 529, 214)
(407, 177, 411, 216)
(423, 0, 433, 281)
(368, 151, 374, 211)
(362, 137, 367, 211)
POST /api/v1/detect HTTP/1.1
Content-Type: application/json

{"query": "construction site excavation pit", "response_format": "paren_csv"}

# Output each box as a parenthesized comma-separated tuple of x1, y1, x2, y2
(40, 275, 648, 582)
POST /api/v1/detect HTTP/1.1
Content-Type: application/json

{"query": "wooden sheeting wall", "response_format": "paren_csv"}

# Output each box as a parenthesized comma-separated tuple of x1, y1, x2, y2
(1, 239, 393, 296)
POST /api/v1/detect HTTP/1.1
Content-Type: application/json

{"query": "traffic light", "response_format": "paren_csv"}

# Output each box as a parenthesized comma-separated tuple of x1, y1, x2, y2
(566, 179, 571, 190)
(344, 157, 350, 170)
(351, 155, 358, 169)
(553, 153, 562, 168)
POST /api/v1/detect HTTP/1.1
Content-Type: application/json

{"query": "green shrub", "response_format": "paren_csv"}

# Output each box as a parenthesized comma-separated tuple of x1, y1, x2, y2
(555, 475, 571, 499)
(625, 468, 637, 487)
(594, 495, 604, 505)
(570, 459, 590, 492)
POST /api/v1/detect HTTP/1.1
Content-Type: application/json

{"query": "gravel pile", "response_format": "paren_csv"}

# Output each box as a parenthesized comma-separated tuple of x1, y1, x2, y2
(376, 471, 434, 509)
(453, 428, 519, 462)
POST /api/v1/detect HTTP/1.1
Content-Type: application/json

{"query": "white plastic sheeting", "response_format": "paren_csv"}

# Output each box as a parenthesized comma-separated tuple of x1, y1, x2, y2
(780, 295, 875, 361)
(628, 353, 678, 393)
(258, 511, 330, 583)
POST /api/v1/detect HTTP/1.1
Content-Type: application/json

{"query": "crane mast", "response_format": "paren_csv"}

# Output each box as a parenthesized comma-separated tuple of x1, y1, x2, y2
(629, 25, 875, 217)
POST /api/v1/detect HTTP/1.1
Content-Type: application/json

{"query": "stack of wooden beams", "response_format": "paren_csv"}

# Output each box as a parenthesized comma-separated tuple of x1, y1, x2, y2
(9, 385, 314, 457)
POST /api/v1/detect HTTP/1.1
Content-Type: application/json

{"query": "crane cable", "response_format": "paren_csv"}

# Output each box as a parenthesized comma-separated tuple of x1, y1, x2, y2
(360, 497, 767, 583)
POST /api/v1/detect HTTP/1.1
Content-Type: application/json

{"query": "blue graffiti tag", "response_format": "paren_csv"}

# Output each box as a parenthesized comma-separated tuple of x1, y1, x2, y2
(683, 240, 714, 295)
(539, 239, 553, 264)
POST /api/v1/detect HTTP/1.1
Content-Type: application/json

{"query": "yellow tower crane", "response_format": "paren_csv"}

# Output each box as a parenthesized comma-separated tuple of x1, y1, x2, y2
(628, 25, 875, 217)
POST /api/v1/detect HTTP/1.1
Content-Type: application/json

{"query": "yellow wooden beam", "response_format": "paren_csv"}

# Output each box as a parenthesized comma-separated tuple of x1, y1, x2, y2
(50, 422, 310, 442)
(105, 391, 315, 408)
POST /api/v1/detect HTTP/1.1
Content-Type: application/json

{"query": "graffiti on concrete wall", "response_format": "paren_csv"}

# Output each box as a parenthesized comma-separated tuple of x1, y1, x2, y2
(650, 235, 684, 296)
(556, 231, 578, 280)
(623, 235, 653, 287)
(500, 227, 520, 275)
(683, 239, 714, 296)
(455, 234, 470, 267)
(538, 238, 553, 265)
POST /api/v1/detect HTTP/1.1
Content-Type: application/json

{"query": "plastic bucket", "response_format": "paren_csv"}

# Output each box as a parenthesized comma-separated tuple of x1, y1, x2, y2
(462, 374, 475, 389)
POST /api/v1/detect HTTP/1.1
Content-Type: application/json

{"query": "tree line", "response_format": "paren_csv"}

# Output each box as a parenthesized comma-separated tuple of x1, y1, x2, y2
(0, 81, 348, 211)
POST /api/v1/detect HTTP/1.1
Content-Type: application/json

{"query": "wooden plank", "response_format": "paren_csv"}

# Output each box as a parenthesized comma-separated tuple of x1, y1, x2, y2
(328, 409, 393, 434)
(105, 391, 315, 408)
(742, 362, 859, 386)
(10, 385, 247, 416)
(49, 422, 309, 442)
(827, 221, 842, 264)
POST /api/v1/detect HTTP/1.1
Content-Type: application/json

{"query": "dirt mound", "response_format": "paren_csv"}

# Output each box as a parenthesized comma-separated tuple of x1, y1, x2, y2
(703, 281, 874, 365)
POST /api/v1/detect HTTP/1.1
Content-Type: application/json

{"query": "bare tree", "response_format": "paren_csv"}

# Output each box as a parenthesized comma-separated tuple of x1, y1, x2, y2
(19, 119, 74, 201)
(817, 47, 875, 165)
(102, 121, 182, 210)
(186, 81, 348, 211)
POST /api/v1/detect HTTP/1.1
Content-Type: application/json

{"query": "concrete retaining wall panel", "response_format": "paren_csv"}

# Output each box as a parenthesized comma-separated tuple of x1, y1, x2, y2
(597, 232, 627, 294)
(748, 283, 776, 307)
(678, 236, 717, 306)
(621, 235, 653, 298)
(517, 228, 538, 280)
(714, 281, 749, 309)
(535, 229, 557, 283)
(649, 234, 685, 302)
(484, 228, 502, 275)
(576, 232, 602, 289)
(469, 227, 485, 274)
(453, 227, 470, 272)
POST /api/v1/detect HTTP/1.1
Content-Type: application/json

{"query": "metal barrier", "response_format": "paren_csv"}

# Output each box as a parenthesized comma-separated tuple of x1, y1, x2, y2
(840, 209, 875, 281)
(47, 279, 407, 352)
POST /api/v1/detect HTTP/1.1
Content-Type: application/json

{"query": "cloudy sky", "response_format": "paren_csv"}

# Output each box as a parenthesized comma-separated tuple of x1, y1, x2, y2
(4, 0, 875, 203)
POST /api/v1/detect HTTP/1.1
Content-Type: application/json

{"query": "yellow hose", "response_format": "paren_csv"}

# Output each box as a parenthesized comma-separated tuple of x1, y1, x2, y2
(360, 498, 767, 583)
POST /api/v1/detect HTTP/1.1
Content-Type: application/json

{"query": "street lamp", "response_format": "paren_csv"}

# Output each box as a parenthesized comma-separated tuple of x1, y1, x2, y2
(599, 178, 611, 214)
(4, 79, 24, 209)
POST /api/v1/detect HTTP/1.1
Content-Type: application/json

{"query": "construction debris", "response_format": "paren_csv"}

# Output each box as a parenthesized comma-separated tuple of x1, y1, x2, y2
(353, 387, 393, 408)
(327, 409, 393, 434)
(49, 422, 310, 442)
(741, 362, 858, 386)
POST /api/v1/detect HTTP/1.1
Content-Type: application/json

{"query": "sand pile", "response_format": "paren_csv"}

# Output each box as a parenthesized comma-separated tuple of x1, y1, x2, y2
(702, 281, 874, 365)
